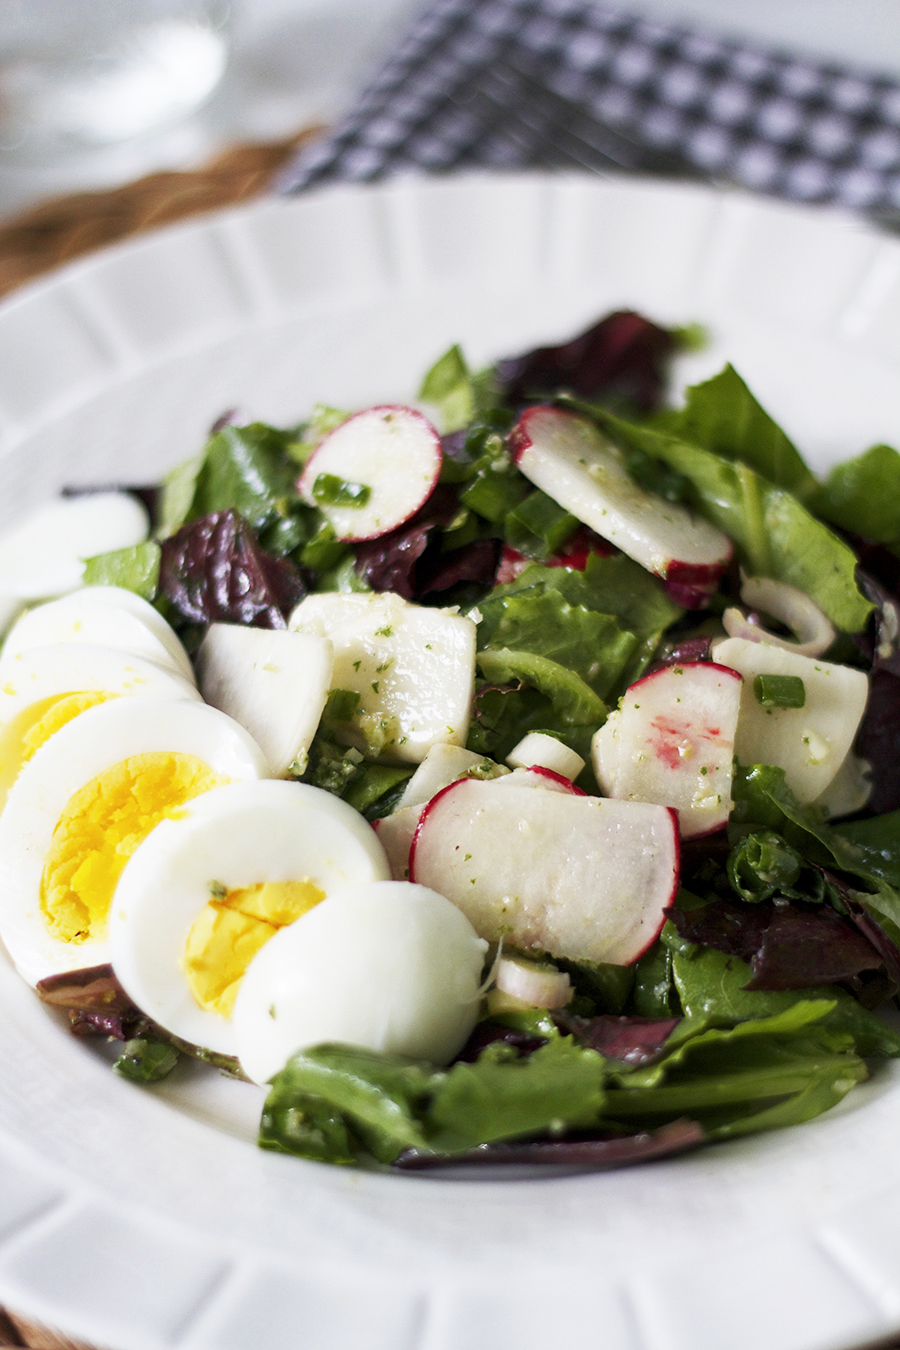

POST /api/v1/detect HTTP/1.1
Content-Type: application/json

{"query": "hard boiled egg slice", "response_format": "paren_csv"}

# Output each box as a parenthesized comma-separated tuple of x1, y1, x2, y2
(233, 880, 488, 1084)
(0, 644, 199, 816)
(109, 780, 390, 1056)
(2, 587, 194, 684)
(0, 698, 268, 986)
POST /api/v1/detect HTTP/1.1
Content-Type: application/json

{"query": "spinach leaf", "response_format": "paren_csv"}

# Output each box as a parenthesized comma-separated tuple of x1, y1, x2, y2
(662, 923, 900, 1057)
(818, 443, 900, 544)
(592, 409, 872, 634)
(159, 423, 303, 538)
(260, 1044, 440, 1165)
(426, 1037, 606, 1152)
(663, 364, 819, 503)
(419, 344, 500, 434)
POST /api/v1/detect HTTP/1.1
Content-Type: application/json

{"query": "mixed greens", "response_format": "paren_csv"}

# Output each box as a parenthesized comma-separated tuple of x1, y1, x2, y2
(50, 309, 900, 1171)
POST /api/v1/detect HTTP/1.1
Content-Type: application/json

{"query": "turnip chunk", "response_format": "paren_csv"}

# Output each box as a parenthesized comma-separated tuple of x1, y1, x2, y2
(510, 407, 731, 580)
(410, 777, 679, 965)
(196, 624, 333, 777)
(373, 804, 424, 880)
(592, 662, 742, 838)
(712, 637, 869, 804)
(723, 575, 835, 658)
(495, 956, 572, 1010)
(814, 751, 872, 821)
(506, 731, 585, 780)
(297, 405, 441, 541)
(0, 493, 149, 601)
(289, 591, 476, 764)
(397, 743, 507, 810)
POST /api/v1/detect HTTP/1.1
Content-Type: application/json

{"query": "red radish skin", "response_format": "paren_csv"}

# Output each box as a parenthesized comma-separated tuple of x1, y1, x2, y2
(510, 406, 732, 582)
(593, 661, 742, 839)
(410, 778, 679, 966)
(298, 406, 442, 542)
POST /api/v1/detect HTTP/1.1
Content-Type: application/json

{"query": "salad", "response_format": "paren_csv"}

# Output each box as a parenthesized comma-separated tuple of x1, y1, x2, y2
(1, 308, 899, 1173)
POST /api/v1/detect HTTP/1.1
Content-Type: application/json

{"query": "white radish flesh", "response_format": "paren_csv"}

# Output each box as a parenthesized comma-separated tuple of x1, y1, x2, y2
(397, 743, 503, 810)
(592, 662, 742, 838)
(373, 803, 424, 880)
(290, 591, 476, 764)
(196, 625, 333, 778)
(410, 777, 679, 966)
(297, 405, 442, 542)
(510, 407, 731, 580)
(722, 575, 835, 658)
(813, 752, 872, 821)
(506, 731, 585, 780)
(712, 637, 869, 804)
(496, 766, 585, 795)
(495, 956, 572, 1009)
(0, 494, 149, 600)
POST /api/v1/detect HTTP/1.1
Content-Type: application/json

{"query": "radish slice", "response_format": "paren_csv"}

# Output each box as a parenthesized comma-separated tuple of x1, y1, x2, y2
(723, 575, 835, 658)
(495, 956, 572, 1010)
(0, 494, 149, 600)
(372, 804, 425, 880)
(496, 765, 586, 795)
(506, 731, 585, 780)
(510, 407, 731, 580)
(592, 662, 742, 838)
(411, 777, 679, 965)
(397, 744, 504, 810)
(297, 405, 442, 542)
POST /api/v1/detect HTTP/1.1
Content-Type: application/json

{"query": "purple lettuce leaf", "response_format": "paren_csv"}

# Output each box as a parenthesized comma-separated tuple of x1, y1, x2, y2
(554, 1012, 680, 1065)
(417, 538, 501, 599)
(668, 897, 888, 991)
(494, 310, 678, 412)
(856, 669, 900, 813)
(453, 1022, 548, 1063)
(393, 1117, 706, 1170)
(160, 508, 305, 629)
(354, 485, 499, 601)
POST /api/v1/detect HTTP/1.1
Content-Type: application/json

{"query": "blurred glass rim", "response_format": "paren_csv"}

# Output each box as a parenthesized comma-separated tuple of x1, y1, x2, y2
(0, 0, 232, 152)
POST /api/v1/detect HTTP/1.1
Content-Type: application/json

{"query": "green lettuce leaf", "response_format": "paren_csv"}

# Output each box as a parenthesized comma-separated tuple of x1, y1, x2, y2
(260, 1044, 440, 1165)
(476, 648, 606, 726)
(426, 1037, 606, 1152)
(82, 540, 161, 599)
(662, 364, 819, 503)
(159, 422, 303, 538)
(817, 443, 900, 544)
(592, 408, 872, 633)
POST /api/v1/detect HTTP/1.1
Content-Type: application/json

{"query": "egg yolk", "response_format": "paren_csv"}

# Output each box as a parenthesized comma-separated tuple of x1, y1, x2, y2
(0, 690, 113, 813)
(41, 752, 226, 944)
(182, 880, 325, 1018)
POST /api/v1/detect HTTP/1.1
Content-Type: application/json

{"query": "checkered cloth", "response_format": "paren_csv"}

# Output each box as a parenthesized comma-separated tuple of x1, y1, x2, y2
(279, 0, 900, 213)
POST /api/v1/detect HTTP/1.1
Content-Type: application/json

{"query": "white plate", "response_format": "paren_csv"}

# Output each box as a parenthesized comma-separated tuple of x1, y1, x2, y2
(1, 174, 900, 1350)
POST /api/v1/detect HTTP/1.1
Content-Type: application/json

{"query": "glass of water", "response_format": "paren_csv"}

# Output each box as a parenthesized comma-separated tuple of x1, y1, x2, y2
(0, 0, 230, 156)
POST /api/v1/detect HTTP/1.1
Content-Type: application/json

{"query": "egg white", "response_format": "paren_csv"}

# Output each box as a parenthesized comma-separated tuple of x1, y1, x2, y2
(0, 493, 149, 600)
(2, 588, 195, 684)
(109, 780, 391, 1056)
(233, 880, 488, 1084)
(0, 643, 199, 724)
(0, 698, 270, 986)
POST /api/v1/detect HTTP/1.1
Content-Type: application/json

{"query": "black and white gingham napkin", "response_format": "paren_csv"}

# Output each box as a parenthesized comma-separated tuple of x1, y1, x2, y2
(279, 0, 900, 213)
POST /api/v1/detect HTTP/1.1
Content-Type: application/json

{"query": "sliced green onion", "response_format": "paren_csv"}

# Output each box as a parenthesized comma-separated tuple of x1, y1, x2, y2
(460, 469, 528, 523)
(753, 674, 806, 708)
(323, 688, 361, 723)
(312, 473, 371, 509)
